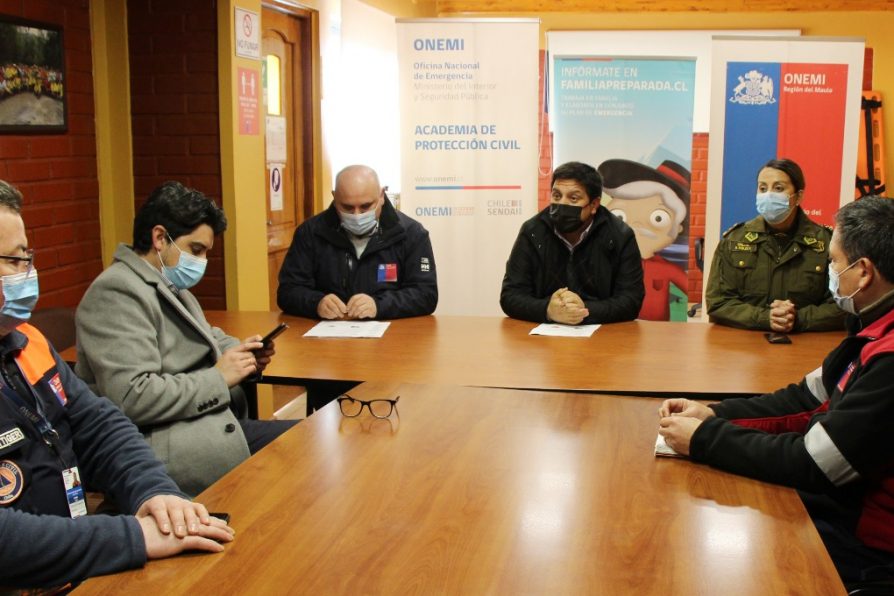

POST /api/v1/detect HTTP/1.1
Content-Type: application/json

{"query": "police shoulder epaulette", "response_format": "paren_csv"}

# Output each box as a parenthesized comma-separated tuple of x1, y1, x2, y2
(722, 222, 744, 238)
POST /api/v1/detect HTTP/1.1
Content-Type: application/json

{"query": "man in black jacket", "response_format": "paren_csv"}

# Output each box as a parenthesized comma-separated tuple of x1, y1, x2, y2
(277, 165, 437, 321)
(500, 161, 644, 324)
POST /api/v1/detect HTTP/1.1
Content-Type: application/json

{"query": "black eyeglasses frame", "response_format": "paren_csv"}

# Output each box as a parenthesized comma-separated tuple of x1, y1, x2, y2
(336, 394, 400, 419)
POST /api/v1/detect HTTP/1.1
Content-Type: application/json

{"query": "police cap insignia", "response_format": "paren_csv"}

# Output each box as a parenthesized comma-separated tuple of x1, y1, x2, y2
(0, 460, 24, 505)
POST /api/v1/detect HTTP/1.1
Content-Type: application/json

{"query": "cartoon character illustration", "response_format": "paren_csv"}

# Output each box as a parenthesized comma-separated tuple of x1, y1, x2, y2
(598, 159, 691, 321)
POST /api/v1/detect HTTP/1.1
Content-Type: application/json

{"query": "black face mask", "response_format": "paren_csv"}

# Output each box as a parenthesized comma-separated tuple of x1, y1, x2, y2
(549, 203, 587, 234)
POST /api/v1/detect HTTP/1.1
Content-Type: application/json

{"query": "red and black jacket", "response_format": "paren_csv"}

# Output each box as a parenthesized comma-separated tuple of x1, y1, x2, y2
(691, 306, 894, 553)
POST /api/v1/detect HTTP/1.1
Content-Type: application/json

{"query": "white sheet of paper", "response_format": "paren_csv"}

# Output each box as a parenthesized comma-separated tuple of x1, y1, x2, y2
(655, 433, 685, 458)
(265, 116, 287, 164)
(303, 321, 390, 338)
(529, 323, 600, 337)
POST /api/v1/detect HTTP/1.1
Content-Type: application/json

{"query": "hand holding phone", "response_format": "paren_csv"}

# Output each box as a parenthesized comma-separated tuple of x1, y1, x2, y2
(258, 323, 288, 349)
(246, 324, 288, 381)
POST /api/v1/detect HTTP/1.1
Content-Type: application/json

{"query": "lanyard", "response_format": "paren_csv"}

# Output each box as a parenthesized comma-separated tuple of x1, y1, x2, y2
(0, 361, 66, 464)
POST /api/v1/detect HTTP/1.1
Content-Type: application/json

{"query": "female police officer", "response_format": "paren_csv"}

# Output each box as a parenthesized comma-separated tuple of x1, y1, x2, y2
(705, 158, 845, 332)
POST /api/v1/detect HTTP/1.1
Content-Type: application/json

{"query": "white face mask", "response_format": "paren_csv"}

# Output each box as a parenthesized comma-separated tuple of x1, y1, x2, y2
(339, 210, 378, 236)
(828, 260, 861, 315)
(755, 191, 794, 225)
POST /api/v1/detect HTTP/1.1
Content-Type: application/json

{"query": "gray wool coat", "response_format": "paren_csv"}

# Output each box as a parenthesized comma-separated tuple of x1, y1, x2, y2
(75, 244, 251, 496)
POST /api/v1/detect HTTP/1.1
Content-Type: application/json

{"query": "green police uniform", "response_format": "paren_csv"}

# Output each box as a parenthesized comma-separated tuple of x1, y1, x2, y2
(705, 208, 845, 331)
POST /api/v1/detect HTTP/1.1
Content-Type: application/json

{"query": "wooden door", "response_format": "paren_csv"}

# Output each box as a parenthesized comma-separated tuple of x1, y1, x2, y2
(262, 6, 312, 308)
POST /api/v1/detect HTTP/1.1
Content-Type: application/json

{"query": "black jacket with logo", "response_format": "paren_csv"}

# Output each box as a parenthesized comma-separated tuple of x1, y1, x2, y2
(277, 199, 438, 319)
(500, 205, 645, 324)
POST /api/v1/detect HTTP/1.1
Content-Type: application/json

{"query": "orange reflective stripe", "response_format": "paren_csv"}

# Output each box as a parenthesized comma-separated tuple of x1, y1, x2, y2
(16, 323, 56, 385)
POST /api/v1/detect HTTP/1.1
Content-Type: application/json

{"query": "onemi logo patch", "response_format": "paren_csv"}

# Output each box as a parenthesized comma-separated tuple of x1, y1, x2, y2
(0, 460, 24, 505)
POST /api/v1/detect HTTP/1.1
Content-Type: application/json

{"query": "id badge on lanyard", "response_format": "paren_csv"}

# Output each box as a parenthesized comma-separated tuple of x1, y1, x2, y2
(62, 466, 87, 518)
(0, 367, 86, 518)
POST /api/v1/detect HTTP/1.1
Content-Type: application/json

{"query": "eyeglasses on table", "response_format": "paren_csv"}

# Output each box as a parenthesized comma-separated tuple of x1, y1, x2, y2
(336, 394, 400, 418)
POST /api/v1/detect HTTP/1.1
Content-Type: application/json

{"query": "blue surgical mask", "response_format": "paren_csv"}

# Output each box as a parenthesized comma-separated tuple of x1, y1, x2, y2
(158, 238, 207, 290)
(339, 210, 378, 237)
(0, 269, 39, 323)
(756, 191, 794, 225)
(828, 260, 861, 315)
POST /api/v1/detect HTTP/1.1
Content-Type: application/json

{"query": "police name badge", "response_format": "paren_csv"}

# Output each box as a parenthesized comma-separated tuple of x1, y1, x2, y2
(62, 466, 87, 518)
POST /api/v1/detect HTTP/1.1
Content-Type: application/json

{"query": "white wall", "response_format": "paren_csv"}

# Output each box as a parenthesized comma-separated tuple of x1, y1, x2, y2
(329, 0, 401, 192)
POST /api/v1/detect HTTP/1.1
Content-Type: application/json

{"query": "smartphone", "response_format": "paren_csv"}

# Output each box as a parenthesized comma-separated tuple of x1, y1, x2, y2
(259, 322, 289, 347)
(765, 332, 792, 345)
(208, 512, 231, 524)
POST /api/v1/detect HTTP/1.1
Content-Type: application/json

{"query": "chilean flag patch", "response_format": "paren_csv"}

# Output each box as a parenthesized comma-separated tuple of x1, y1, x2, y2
(378, 263, 398, 283)
(836, 361, 857, 393)
(48, 373, 68, 406)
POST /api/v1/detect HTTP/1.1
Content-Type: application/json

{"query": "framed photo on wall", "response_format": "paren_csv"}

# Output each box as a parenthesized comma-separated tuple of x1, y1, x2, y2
(0, 16, 66, 133)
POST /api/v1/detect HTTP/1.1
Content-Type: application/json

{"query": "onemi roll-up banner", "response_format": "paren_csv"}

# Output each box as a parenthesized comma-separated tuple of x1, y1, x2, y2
(704, 36, 865, 311)
(396, 19, 539, 316)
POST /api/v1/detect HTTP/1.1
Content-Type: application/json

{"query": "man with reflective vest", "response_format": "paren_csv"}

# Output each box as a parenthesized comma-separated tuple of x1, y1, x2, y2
(659, 195, 894, 584)
(0, 180, 234, 591)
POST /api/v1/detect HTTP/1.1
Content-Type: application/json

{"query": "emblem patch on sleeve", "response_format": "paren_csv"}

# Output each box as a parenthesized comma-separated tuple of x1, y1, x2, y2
(48, 373, 68, 406)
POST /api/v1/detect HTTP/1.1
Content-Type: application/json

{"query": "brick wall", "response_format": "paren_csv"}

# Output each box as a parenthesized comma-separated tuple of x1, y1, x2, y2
(127, 0, 226, 309)
(688, 133, 707, 303)
(537, 51, 553, 212)
(0, 0, 103, 308)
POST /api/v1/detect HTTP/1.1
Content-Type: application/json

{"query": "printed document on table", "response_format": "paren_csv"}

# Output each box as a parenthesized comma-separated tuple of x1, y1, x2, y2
(303, 321, 391, 338)
(655, 433, 685, 458)
(529, 323, 600, 337)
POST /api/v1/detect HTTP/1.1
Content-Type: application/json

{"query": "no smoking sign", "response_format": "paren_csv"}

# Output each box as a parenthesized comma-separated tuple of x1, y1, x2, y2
(235, 7, 260, 60)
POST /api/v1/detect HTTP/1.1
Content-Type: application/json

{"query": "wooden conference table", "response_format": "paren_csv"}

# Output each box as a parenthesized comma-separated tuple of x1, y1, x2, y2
(206, 311, 845, 397)
(78, 382, 844, 594)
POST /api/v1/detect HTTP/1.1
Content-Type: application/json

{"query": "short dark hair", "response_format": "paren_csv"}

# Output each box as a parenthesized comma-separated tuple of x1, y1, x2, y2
(551, 161, 603, 202)
(835, 195, 894, 283)
(0, 180, 23, 214)
(133, 181, 227, 252)
(761, 158, 806, 193)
